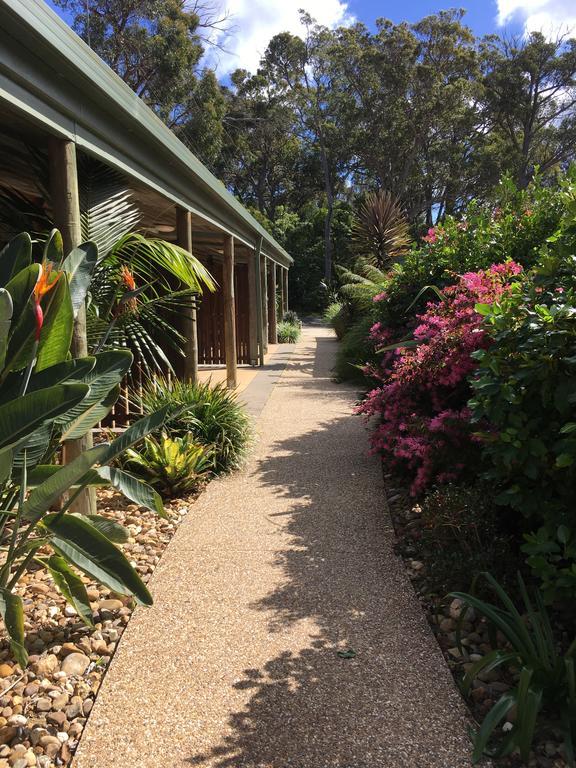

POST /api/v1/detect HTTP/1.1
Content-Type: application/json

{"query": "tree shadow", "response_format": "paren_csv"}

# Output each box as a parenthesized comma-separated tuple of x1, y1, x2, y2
(187, 334, 472, 768)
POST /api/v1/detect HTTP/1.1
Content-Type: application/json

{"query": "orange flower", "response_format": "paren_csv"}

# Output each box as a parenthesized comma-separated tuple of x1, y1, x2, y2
(33, 260, 61, 341)
(120, 265, 136, 291)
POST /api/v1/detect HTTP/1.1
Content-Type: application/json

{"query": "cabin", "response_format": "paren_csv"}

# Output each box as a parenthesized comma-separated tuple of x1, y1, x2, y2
(0, 0, 292, 390)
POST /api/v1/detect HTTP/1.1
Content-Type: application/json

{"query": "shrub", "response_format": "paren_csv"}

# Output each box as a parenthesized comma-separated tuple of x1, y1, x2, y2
(277, 321, 301, 343)
(470, 227, 576, 602)
(324, 301, 348, 339)
(138, 377, 251, 474)
(451, 573, 576, 765)
(282, 309, 302, 327)
(122, 432, 213, 496)
(334, 315, 376, 383)
(418, 483, 518, 593)
(357, 262, 522, 495)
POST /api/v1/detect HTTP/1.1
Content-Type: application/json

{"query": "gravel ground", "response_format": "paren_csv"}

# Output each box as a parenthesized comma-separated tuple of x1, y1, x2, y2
(0, 489, 196, 768)
(71, 326, 477, 768)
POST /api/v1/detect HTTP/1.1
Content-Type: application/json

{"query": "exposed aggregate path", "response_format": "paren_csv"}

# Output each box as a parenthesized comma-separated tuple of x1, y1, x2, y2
(73, 325, 474, 768)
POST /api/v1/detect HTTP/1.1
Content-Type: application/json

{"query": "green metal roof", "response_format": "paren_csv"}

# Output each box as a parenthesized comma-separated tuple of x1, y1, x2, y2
(0, 0, 292, 267)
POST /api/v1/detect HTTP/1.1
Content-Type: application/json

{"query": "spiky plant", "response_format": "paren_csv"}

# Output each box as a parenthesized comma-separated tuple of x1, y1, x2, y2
(353, 190, 411, 268)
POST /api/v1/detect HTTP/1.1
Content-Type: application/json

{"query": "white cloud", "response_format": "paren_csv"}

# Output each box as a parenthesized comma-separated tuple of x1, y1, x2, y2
(496, 0, 576, 37)
(202, 0, 353, 76)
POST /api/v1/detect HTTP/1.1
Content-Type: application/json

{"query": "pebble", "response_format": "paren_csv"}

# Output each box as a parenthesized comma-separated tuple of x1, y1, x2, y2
(98, 600, 123, 612)
(60, 654, 89, 677)
(0, 668, 12, 681)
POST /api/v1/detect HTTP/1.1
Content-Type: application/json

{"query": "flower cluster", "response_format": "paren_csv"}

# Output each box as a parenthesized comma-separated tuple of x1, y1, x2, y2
(357, 262, 522, 495)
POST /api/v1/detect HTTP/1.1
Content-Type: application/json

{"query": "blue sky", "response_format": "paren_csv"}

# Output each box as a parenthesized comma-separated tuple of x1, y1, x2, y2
(47, 0, 574, 75)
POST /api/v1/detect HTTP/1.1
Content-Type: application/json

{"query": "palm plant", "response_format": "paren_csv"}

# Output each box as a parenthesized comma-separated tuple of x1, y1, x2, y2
(78, 157, 215, 373)
(451, 573, 576, 765)
(352, 190, 411, 268)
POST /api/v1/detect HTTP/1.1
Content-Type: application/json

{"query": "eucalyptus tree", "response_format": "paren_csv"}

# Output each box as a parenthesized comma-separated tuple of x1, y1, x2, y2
(479, 31, 576, 187)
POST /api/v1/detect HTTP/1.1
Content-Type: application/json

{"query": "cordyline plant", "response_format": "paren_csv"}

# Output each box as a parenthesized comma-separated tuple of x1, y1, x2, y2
(0, 230, 173, 667)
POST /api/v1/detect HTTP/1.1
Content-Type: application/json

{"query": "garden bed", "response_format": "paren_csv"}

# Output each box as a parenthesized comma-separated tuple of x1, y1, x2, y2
(0, 489, 196, 768)
(384, 476, 569, 768)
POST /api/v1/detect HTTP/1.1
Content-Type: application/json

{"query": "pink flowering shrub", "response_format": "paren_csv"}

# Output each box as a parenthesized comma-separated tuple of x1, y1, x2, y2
(357, 262, 522, 495)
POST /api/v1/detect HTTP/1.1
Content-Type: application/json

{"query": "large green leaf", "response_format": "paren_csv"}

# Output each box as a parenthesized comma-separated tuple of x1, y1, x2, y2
(0, 589, 27, 668)
(35, 277, 74, 372)
(43, 554, 93, 626)
(100, 406, 170, 464)
(80, 514, 129, 543)
(0, 289, 13, 372)
(22, 444, 108, 523)
(57, 350, 132, 435)
(43, 513, 152, 605)
(61, 383, 120, 441)
(63, 242, 98, 318)
(43, 230, 63, 265)
(0, 233, 32, 287)
(97, 466, 165, 516)
(0, 383, 89, 452)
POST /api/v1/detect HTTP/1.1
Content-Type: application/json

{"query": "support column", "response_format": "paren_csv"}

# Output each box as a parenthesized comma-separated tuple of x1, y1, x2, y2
(223, 235, 237, 388)
(176, 207, 198, 382)
(267, 260, 277, 345)
(284, 268, 289, 312)
(260, 256, 269, 355)
(48, 137, 95, 516)
(247, 255, 258, 366)
(279, 265, 286, 319)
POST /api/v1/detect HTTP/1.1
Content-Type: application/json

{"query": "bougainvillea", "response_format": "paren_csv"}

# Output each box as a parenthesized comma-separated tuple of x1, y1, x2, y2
(357, 262, 522, 495)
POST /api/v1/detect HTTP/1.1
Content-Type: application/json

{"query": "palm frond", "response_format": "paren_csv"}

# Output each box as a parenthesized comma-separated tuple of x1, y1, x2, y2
(353, 190, 411, 268)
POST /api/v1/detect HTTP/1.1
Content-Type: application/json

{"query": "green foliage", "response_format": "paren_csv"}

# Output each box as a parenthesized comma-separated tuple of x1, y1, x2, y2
(123, 432, 213, 497)
(352, 190, 411, 267)
(334, 315, 375, 383)
(451, 573, 576, 765)
(277, 321, 301, 344)
(418, 483, 518, 593)
(469, 201, 576, 601)
(0, 231, 170, 666)
(281, 309, 301, 327)
(323, 301, 347, 340)
(138, 377, 251, 474)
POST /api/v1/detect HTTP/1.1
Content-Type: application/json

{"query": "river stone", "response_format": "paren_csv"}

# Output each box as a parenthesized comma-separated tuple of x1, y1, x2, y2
(60, 653, 89, 676)
(0, 667, 12, 680)
(98, 599, 123, 612)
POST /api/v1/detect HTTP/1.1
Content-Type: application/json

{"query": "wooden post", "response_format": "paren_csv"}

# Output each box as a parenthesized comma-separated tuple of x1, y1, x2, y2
(260, 256, 269, 355)
(247, 254, 258, 366)
(267, 260, 277, 344)
(254, 238, 264, 366)
(48, 137, 96, 516)
(284, 268, 289, 312)
(176, 207, 198, 382)
(223, 235, 237, 388)
(279, 265, 286, 318)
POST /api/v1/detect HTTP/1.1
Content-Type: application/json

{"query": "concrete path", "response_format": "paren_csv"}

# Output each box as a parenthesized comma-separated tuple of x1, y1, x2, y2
(73, 326, 474, 768)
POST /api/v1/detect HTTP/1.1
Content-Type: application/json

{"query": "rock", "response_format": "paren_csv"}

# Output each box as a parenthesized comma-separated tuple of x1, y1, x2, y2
(65, 701, 82, 720)
(32, 655, 59, 678)
(86, 588, 100, 602)
(90, 639, 109, 656)
(27, 583, 50, 595)
(23, 685, 39, 698)
(56, 732, 68, 744)
(0, 668, 12, 681)
(0, 728, 16, 747)
(98, 599, 123, 612)
(59, 644, 80, 658)
(50, 693, 69, 710)
(38, 735, 60, 759)
(29, 728, 47, 747)
(447, 647, 462, 659)
(36, 758, 50, 768)
(45, 711, 66, 729)
(9, 759, 28, 768)
(35, 698, 52, 712)
(60, 653, 89, 676)
(63, 605, 77, 617)
(439, 618, 454, 633)
(449, 597, 476, 622)
(82, 698, 93, 716)
(7, 715, 26, 727)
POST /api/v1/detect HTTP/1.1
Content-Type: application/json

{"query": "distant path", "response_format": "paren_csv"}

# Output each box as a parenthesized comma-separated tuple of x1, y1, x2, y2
(73, 325, 474, 768)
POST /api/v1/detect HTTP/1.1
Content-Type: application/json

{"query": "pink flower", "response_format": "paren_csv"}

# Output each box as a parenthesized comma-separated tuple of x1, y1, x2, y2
(372, 291, 388, 303)
(422, 227, 437, 244)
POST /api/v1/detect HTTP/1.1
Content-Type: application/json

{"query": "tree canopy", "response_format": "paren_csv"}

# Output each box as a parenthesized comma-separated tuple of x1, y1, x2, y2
(57, 2, 576, 301)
